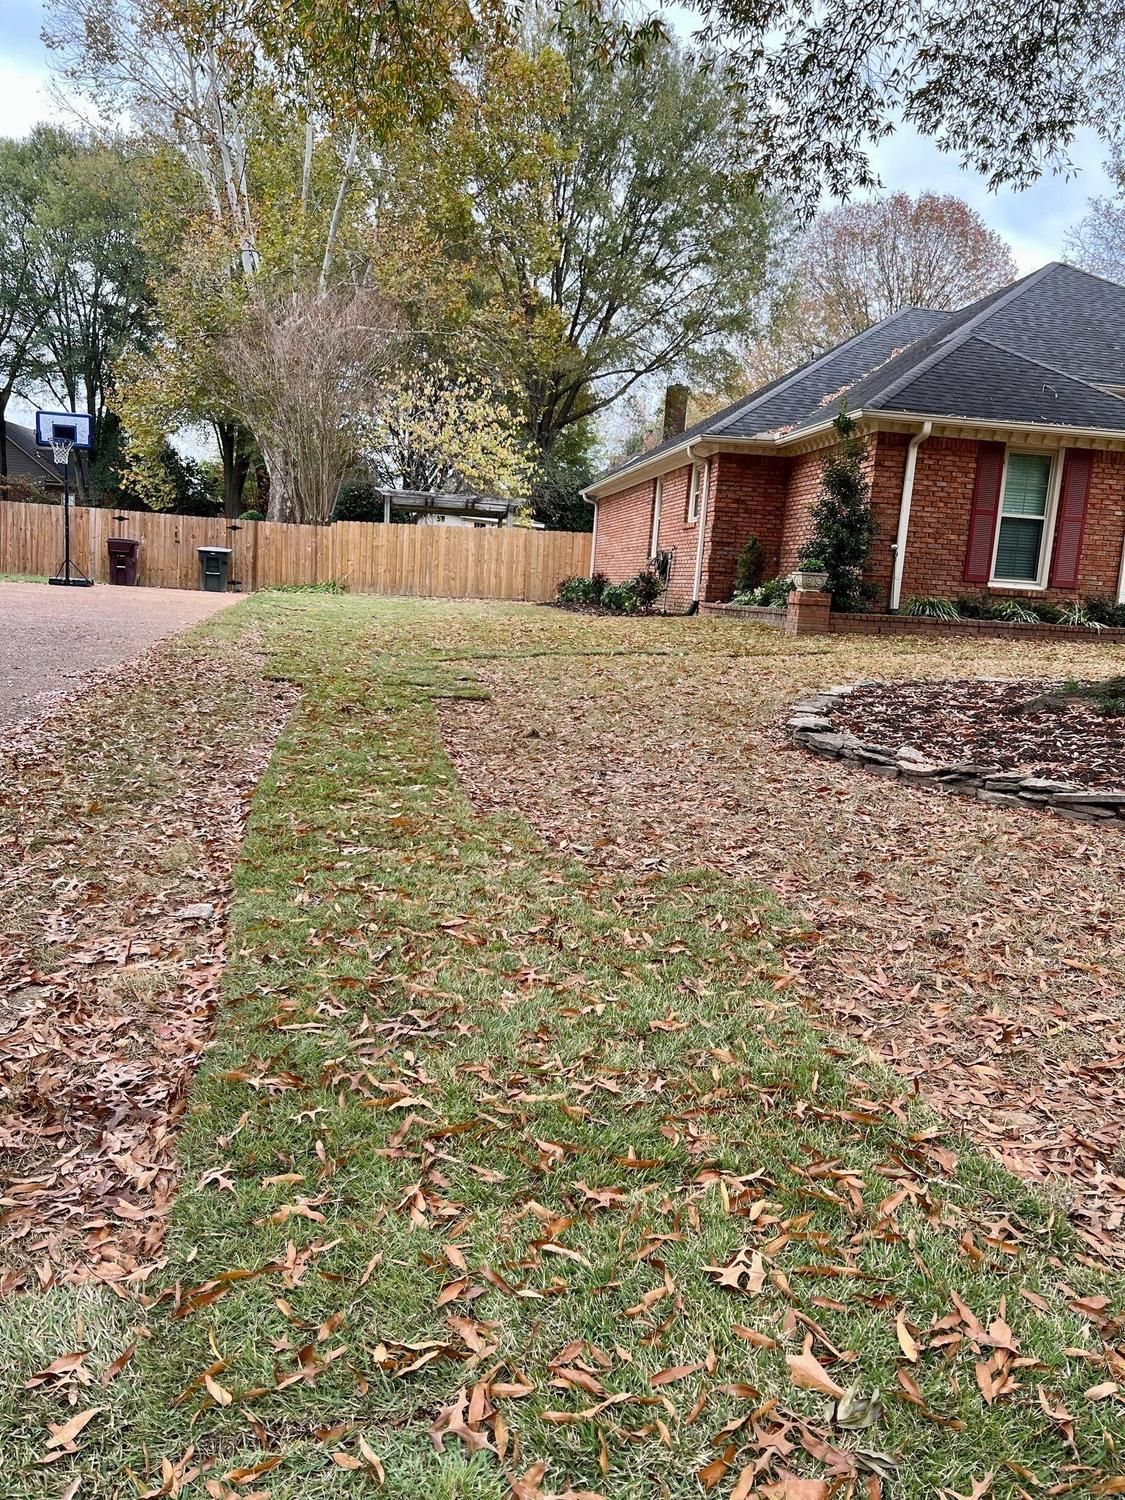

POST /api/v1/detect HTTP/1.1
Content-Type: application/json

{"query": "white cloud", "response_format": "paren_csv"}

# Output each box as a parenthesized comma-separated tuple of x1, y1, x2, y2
(865, 123, 1112, 272)
(0, 57, 51, 140)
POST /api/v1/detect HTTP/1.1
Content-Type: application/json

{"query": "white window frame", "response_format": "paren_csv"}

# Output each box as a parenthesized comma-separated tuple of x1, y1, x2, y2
(686, 461, 707, 524)
(988, 448, 1063, 591)
(650, 477, 663, 556)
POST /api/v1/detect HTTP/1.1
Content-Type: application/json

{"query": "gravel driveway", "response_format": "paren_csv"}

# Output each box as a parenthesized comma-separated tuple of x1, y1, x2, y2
(0, 581, 237, 729)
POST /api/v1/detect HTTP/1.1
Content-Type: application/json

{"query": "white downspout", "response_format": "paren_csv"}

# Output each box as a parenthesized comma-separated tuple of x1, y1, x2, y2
(588, 498, 599, 579)
(688, 445, 709, 611)
(1116, 523, 1125, 605)
(890, 421, 932, 612)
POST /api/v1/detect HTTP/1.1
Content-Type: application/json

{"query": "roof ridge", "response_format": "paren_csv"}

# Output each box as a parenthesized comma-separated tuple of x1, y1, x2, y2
(970, 330, 1125, 402)
(1049, 259, 1125, 293)
(862, 263, 1059, 410)
(709, 306, 946, 438)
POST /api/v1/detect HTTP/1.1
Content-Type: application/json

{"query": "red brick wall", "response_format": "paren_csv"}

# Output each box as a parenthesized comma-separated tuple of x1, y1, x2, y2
(900, 437, 1125, 603)
(593, 432, 1125, 613)
(778, 450, 824, 571)
(701, 453, 788, 601)
(653, 464, 699, 611)
(591, 478, 655, 582)
(867, 433, 908, 608)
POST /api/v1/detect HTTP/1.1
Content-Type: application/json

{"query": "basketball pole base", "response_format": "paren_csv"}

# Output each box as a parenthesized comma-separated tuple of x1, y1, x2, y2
(48, 576, 94, 587)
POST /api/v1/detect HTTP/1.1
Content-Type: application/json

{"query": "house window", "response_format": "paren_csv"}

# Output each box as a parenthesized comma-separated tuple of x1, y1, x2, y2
(687, 460, 707, 524)
(650, 477, 663, 556)
(992, 452, 1054, 584)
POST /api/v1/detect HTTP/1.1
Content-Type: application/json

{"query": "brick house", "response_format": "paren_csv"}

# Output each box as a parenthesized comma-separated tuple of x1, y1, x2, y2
(584, 262, 1125, 612)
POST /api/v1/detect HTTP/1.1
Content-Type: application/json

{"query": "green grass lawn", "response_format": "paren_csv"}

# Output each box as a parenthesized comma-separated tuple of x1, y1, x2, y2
(2, 591, 1123, 1498)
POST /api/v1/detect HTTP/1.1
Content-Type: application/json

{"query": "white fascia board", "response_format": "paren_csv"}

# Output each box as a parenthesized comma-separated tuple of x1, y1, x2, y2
(581, 408, 1125, 502)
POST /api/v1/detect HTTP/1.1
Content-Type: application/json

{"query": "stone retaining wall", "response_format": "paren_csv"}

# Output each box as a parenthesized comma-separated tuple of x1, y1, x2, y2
(788, 684, 1125, 825)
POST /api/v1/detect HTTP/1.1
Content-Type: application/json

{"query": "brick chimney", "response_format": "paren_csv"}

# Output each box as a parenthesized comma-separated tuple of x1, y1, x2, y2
(662, 383, 689, 441)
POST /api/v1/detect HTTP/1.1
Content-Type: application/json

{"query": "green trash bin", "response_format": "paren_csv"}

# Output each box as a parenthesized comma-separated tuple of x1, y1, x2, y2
(197, 545, 233, 592)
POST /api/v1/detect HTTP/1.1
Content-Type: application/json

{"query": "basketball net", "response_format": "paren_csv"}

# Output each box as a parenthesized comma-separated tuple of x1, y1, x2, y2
(52, 439, 73, 468)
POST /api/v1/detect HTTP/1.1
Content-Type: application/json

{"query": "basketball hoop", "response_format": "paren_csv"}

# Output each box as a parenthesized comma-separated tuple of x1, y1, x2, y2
(35, 410, 94, 588)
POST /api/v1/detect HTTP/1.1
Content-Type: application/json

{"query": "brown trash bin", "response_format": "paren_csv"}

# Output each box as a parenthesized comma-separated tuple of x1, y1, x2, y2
(107, 537, 140, 585)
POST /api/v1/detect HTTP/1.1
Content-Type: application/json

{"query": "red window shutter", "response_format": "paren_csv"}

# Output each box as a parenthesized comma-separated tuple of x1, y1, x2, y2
(962, 441, 1006, 584)
(1048, 449, 1092, 589)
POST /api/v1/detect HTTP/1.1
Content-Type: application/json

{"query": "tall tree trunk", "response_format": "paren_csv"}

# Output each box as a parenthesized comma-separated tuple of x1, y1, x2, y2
(215, 420, 252, 518)
(264, 448, 295, 522)
(0, 391, 8, 480)
(319, 126, 359, 294)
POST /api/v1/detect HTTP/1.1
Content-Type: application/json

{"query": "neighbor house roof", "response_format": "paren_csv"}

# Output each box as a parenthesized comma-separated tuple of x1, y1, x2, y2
(588, 262, 1125, 496)
(3, 421, 66, 486)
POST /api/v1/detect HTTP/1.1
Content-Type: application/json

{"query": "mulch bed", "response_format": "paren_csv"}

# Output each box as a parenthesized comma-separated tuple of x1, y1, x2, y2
(831, 678, 1125, 787)
(0, 631, 295, 1293)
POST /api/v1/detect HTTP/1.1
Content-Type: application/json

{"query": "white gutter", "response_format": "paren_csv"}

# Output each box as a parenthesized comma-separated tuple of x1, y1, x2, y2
(1117, 525, 1125, 606)
(588, 498, 599, 579)
(584, 409, 1125, 502)
(889, 421, 932, 611)
(688, 445, 709, 609)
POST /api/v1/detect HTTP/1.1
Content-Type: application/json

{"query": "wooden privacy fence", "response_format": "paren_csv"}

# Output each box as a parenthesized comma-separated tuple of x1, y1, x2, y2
(0, 501, 591, 601)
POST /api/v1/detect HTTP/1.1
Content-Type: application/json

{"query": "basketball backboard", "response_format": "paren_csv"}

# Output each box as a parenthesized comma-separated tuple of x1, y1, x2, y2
(35, 410, 93, 453)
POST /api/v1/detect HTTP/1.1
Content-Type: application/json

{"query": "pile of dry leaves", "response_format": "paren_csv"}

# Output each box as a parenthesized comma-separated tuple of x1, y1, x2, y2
(439, 631, 1125, 1261)
(0, 634, 295, 1291)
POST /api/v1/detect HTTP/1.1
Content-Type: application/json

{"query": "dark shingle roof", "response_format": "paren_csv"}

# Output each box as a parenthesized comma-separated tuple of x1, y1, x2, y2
(787, 261, 1125, 436)
(592, 262, 1125, 490)
(3, 421, 66, 485)
(597, 307, 950, 482)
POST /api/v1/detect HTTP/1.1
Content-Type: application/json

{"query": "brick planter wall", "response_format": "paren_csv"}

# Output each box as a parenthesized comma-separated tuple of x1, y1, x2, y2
(701, 598, 1125, 644)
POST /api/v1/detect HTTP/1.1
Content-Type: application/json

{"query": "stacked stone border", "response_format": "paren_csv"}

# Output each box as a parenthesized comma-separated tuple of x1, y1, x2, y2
(788, 683, 1125, 826)
(702, 597, 1125, 643)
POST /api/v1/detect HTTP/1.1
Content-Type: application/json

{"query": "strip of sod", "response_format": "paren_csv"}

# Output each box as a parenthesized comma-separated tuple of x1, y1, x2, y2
(2, 591, 1121, 1499)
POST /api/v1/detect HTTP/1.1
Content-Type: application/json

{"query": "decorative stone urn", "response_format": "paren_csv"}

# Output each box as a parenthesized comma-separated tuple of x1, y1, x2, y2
(792, 569, 829, 592)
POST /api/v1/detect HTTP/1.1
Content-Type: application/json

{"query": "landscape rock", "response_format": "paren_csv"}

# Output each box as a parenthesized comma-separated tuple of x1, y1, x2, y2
(787, 682, 1125, 831)
(789, 714, 834, 732)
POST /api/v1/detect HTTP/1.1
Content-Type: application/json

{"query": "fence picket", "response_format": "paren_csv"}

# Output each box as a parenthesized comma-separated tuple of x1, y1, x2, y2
(0, 501, 589, 602)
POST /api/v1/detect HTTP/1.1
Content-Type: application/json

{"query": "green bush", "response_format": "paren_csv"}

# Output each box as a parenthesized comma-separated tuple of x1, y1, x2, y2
(989, 597, 1039, 624)
(333, 481, 384, 523)
(557, 575, 596, 606)
(900, 595, 961, 620)
(558, 569, 661, 614)
(799, 406, 874, 612)
(599, 581, 636, 613)
(1057, 599, 1105, 630)
(733, 575, 794, 607)
(1085, 595, 1125, 628)
(239, 508, 266, 521)
(733, 536, 765, 593)
(630, 568, 663, 611)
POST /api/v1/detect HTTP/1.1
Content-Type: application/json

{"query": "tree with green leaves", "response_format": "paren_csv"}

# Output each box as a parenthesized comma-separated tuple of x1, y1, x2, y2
(0, 137, 53, 479)
(17, 128, 156, 503)
(394, 6, 786, 460)
(800, 407, 874, 612)
(114, 218, 257, 516)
